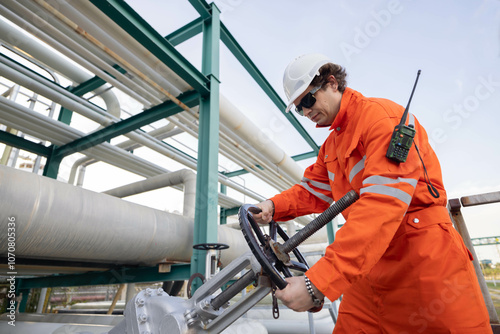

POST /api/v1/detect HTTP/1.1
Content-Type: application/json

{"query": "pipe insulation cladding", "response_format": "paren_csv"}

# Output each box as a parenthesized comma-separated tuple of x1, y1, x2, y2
(219, 95, 304, 184)
(0, 165, 249, 266)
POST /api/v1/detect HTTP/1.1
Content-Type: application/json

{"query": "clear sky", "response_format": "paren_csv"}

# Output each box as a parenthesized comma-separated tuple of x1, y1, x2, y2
(102, 0, 500, 261)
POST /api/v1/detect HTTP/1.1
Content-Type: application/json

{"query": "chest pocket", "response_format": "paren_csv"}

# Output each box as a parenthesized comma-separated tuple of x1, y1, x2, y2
(323, 154, 337, 185)
(344, 135, 366, 188)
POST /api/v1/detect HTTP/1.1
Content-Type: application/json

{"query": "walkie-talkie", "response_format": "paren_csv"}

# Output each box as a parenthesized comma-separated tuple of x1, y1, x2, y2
(386, 70, 421, 163)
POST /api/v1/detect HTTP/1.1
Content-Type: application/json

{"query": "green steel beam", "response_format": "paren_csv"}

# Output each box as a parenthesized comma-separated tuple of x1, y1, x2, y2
(292, 150, 318, 161)
(58, 105, 73, 125)
(222, 207, 240, 217)
(188, 0, 211, 19)
(52, 90, 200, 158)
(71, 64, 127, 97)
(221, 150, 316, 178)
(222, 165, 261, 178)
(222, 169, 248, 178)
(0, 131, 51, 157)
(16, 264, 191, 290)
(166, 17, 203, 46)
(220, 24, 319, 154)
(70, 76, 106, 97)
(91, 0, 210, 95)
(191, 3, 221, 288)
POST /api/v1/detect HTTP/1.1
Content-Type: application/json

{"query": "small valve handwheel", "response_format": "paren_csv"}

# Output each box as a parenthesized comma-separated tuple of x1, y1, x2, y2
(239, 204, 309, 290)
(193, 243, 230, 251)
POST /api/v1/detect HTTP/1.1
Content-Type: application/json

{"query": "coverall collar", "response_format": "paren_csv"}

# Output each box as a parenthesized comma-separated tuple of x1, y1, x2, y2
(328, 87, 355, 132)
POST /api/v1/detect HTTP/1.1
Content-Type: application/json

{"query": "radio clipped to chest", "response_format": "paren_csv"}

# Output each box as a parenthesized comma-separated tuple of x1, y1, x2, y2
(386, 70, 421, 163)
(386, 124, 416, 163)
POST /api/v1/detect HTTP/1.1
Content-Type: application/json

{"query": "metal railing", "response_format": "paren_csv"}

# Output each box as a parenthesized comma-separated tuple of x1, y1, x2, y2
(448, 190, 500, 327)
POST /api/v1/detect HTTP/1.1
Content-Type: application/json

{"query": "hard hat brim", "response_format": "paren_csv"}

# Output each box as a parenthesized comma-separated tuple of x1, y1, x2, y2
(285, 81, 310, 113)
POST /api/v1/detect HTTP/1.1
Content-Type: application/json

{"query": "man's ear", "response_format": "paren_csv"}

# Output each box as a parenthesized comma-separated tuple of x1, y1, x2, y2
(327, 75, 338, 90)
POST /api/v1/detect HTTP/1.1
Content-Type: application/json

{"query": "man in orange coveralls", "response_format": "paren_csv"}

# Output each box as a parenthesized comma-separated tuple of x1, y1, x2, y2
(252, 53, 492, 333)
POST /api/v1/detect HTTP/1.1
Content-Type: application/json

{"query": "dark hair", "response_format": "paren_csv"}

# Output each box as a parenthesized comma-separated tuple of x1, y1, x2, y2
(310, 63, 348, 93)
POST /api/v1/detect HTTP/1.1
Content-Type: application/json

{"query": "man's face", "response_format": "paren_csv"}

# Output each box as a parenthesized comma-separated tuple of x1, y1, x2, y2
(293, 79, 342, 126)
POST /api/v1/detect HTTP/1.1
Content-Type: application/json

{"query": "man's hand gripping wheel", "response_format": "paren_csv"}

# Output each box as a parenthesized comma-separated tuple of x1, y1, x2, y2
(239, 190, 359, 314)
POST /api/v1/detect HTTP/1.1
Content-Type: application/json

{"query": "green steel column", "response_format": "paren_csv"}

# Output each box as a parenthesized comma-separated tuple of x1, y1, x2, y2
(190, 3, 221, 289)
(42, 146, 62, 179)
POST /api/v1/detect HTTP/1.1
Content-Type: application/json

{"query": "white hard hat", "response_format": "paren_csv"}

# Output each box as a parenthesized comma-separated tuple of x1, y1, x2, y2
(283, 53, 331, 112)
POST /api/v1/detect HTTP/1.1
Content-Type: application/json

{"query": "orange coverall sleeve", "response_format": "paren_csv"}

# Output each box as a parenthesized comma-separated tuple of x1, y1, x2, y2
(306, 113, 422, 302)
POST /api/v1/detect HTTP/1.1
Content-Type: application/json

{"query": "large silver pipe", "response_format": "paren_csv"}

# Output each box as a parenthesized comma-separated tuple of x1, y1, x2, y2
(0, 165, 249, 266)
(0, 95, 243, 209)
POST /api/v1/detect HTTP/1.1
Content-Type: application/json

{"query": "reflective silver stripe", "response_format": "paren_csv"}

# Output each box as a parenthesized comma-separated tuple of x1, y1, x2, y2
(328, 171, 335, 183)
(300, 182, 334, 204)
(301, 177, 332, 191)
(363, 175, 418, 188)
(349, 156, 366, 183)
(360, 185, 412, 205)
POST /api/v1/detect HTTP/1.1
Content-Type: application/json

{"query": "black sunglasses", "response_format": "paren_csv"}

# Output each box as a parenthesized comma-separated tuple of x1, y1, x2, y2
(295, 85, 322, 116)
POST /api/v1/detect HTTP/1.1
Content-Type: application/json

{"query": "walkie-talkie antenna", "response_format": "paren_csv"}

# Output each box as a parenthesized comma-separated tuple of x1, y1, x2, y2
(400, 70, 421, 126)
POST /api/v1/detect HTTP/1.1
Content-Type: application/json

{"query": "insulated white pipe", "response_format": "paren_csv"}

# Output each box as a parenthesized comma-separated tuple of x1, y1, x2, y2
(4, 1, 302, 191)
(0, 19, 83, 83)
(0, 56, 114, 126)
(219, 96, 303, 183)
(0, 1, 157, 106)
(1, 3, 300, 196)
(0, 95, 168, 177)
(67, 124, 181, 185)
(103, 169, 197, 218)
(167, 114, 291, 192)
(0, 18, 121, 124)
(0, 2, 307, 207)
(51, 0, 188, 96)
(0, 55, 264, 202)
(0, 95, 243, 209)
(0, 165, 249, 265)
(0, 12, 249, 208)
